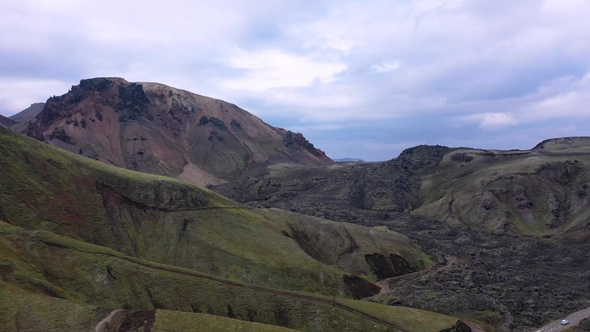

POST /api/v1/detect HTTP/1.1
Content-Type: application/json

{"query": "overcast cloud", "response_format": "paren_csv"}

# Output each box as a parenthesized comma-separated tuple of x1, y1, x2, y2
(1, 0, 590, 160)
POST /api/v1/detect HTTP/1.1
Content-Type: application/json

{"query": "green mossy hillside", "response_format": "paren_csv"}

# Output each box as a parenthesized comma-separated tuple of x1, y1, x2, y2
(0, 221, 461, 332)
(415, 145, 590, 236)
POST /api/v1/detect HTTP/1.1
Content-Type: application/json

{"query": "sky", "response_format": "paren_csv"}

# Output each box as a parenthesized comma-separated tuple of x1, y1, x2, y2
(1, 0, 590, 161)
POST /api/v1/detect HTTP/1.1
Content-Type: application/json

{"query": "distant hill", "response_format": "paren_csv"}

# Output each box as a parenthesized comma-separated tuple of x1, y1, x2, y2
(9, 102, 44, 122)
(23, 78, 333, 185)
(334, 157, 365, 162)
(0, 114, 15, 128)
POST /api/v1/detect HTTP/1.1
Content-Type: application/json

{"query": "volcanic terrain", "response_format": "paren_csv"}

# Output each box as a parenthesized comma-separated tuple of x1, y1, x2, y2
(4, 78, 590, 331)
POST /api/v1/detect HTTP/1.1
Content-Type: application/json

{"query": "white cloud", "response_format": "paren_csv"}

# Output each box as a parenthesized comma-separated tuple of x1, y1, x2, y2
(478, 113, 518, 129)
(0, 78, 70, 116)
(533, 92, 590, 117)
(221, 49, 347, 91)
(371, 61, 400, 73)
(519, 73, 590, 122)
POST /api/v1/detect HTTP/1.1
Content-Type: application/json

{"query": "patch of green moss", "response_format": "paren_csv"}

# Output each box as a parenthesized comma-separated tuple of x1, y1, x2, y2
(337, 298, 461, 332)
(154, 310, 298, 331)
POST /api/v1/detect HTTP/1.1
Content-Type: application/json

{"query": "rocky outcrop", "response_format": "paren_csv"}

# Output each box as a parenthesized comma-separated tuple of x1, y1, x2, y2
(96, 178, 209, 212)
(95, 310, 155, 332)
(364, 253, 417, 279)
(342, 275, 382, 299)
(440, 320, 472, 332)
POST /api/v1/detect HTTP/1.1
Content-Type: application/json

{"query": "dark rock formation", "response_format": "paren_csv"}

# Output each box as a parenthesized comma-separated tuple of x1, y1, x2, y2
(364, 253, 416, 279)
(343, 275, 381, 299)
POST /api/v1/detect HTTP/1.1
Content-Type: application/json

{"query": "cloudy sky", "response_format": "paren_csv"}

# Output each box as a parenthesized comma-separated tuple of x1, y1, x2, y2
(1, 0, 590, 161)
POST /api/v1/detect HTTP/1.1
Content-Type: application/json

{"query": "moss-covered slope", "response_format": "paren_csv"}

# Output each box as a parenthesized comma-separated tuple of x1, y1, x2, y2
(414, 139, 590, 237)
(0, 221, 462, 332)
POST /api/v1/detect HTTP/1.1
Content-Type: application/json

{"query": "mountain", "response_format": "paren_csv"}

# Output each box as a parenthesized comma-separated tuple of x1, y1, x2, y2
(7, 102, 44, 133)
(334, 157, 365, 162)
(214, 140, 590, 330)
(0, 127, 467, 331)
(22, 78, 332, 185)
(10, 75, 590, 330)
(9, 102, 44, 122)
(0, 114, 15, 128)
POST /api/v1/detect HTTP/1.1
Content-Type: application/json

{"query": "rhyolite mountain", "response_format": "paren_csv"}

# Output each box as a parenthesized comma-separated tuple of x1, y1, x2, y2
(21, 77, 332, 185)
(0, 127, 468, 332)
